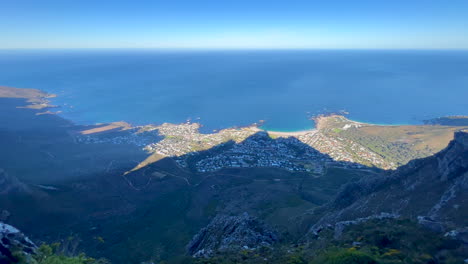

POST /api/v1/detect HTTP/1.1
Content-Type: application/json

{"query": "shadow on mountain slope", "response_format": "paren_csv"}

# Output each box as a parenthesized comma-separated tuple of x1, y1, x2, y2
(0, 97, 151, 184)
(0, 95, 388, 264)
(0, 98, 381, 264)
(123, 130, 379, 187)
(77, 132, 381, 263)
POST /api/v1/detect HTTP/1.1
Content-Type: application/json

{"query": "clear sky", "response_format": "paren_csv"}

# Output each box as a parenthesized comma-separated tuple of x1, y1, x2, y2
(2, 0, 468, 49)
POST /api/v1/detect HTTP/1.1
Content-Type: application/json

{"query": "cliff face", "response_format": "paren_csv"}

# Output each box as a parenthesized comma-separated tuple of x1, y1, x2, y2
(0, 222, 37, 263)
(438, 131, 468, 181)
(312, 131, 468, 233)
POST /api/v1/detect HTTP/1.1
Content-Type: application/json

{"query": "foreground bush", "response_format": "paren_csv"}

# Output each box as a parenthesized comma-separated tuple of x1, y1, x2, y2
(14, 243, 110, 264)
(316, 248, 378, 264)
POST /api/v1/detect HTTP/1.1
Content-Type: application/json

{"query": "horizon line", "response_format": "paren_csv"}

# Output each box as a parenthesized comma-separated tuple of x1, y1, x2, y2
(1, 47, 468, 51)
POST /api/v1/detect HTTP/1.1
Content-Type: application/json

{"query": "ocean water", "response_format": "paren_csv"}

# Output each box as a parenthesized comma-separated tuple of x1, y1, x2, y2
(0, 49, 467, 132)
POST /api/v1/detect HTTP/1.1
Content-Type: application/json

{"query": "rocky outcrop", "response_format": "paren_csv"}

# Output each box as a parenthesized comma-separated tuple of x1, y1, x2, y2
(0, 222, 37, 263)
(310, 212, 400, 240)
(310, 131, 468, 237)
(187, 212, 278, 258)
(445, 227, 468, 244)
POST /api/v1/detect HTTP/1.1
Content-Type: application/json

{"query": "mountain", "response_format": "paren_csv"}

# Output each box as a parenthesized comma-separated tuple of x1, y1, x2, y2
(1, 85, 467, 263)
(186, 131, 468, 263)
(310, 130, 468, 233)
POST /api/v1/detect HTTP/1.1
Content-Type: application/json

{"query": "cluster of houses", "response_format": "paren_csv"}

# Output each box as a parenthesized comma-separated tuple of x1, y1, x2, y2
(296, 131, 395, 169)
(186, 133, 330, 173)
(144, 122, 257, 156)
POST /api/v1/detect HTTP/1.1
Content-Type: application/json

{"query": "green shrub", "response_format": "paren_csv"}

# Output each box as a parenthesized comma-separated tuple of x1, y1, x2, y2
(318, 248, 378, 264)
(287, 254, 308, 264)
(15, 243, 110, 264)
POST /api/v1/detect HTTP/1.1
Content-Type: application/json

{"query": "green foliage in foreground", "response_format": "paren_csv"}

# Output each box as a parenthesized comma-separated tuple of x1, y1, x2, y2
(314, 248, 378, 264)
(10, 219, 466, 264)
(190, 247, 379, 264)
(14, 243, 110, 264)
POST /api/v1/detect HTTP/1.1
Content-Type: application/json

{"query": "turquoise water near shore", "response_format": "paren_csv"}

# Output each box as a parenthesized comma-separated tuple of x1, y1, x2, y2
(0, 49, 467, 132)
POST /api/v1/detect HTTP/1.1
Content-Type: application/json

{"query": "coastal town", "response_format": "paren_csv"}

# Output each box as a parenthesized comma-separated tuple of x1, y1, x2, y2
(184, 132, 332, 173)
(142, 122, 257, 156)
(76, 116, 398, 174)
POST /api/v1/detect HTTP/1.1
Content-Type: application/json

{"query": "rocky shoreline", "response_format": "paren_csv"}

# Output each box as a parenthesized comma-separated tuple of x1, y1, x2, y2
(0, 85, 57, 110)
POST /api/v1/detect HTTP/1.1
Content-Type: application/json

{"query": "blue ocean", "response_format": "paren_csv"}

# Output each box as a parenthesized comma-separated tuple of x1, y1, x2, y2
(0, 49, 467, 131)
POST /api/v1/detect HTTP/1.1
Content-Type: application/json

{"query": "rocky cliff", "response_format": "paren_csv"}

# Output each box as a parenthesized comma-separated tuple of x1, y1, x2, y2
(311, 131, 468, 235)
(187, 212, 278, 258)
(0, 222, 37, 263)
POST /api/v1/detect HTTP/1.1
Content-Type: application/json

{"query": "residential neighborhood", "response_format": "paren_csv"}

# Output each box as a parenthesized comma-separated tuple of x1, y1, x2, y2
(76, 119, 395, 174)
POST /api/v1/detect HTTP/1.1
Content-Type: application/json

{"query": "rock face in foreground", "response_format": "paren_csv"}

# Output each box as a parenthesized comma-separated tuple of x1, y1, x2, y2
(0, 222, 37, 263)
(311, 131, 468, 234)
(187, 212, 278, 258)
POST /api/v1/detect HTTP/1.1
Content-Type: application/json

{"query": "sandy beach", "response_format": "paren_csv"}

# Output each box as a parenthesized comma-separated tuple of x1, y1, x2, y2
(266, 129, 317, 137)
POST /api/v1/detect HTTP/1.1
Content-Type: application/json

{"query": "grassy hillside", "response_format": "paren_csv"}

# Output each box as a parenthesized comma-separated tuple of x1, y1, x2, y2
(315, 115, 467, 167)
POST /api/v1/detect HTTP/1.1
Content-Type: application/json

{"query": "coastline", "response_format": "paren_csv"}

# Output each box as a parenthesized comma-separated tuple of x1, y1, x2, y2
(0, 85, 57, 110)
(0, 85, 323, 136)
(2, 84, 468, 174)
(2, 85, 467, 138)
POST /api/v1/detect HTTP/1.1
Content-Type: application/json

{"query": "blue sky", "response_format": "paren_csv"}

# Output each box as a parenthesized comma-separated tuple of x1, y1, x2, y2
(2, 0, 468, 49)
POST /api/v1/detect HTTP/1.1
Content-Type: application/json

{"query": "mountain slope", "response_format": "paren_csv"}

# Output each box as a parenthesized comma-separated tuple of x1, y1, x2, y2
(311, 130, 468, 233)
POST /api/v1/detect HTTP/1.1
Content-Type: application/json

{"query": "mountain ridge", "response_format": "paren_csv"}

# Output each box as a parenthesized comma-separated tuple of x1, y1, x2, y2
(309, 130, 468, 235)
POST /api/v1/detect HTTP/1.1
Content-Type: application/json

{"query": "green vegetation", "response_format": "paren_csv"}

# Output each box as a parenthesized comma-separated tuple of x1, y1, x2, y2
(268, 133, 279, 139)
(14, 243, 110, 264)
(314, 219, 466, 264)
(332, 128, 428, 166)
(332, 218, 465, 264)
(190, 218, 466, 264)
(316, 115, 468, 167)
(203, 199, 220, 217)
(95, 189, 196, 264)
(313, 248, 377, 264)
